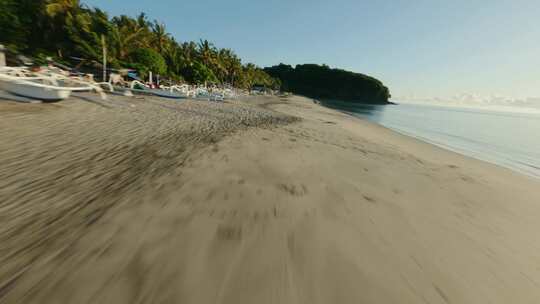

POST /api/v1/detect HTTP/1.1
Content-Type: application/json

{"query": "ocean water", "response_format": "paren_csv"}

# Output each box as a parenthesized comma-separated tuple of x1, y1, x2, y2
(320, 100, 540, 179)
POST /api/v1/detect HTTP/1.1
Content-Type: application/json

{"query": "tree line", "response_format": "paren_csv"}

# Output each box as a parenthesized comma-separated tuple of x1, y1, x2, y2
(0, 0, 392, 102)
(0, 0, 280, 89)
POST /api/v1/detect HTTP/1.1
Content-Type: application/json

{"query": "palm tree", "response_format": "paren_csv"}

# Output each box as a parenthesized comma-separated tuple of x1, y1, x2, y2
(161, 39, 183, 77)
(197, 39, 217, 67)
(45, 0, 80, 18)
(182, 42, 197, 62)
(1, 0, 280, 88)
(109, 16, 147, 60)
(136, 13, 150, 30)
(197, 39, 230, 82)
(45, 0, 83, 57)
(152, 21, 170, 54)
(218, 48, 242, 84)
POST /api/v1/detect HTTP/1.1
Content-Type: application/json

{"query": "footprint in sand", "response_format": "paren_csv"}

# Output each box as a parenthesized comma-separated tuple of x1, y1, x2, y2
(363, 195, 377, 204)
(276, 183, 308, 196)
(216, 224, 242, 241)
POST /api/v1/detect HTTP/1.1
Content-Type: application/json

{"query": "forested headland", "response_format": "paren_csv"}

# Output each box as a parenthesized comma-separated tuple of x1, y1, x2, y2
(265, 64, 391, 104)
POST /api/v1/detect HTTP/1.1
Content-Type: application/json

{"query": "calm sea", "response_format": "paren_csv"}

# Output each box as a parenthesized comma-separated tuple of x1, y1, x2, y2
(320, 100, 540, 179)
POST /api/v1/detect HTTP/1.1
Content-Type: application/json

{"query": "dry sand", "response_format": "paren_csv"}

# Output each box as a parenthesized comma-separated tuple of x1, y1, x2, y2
(1, 93, 540, 303)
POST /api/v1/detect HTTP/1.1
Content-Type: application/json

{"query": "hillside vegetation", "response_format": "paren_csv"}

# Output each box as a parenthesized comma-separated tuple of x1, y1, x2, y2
(265, 64, 391, 104)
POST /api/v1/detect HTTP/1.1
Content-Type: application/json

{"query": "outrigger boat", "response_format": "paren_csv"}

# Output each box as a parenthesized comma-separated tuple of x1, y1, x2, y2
(128, 80, 188, 99)
(191, 87, 226, 102)
(0, 67, 106, 102)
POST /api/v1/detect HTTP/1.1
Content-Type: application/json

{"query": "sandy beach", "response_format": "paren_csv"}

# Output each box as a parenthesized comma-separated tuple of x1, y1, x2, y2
(1, 93, 540, 304)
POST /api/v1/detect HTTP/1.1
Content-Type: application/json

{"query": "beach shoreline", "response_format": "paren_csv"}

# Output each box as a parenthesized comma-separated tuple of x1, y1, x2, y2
(320, 99, 540, 181)
(1, 93, 540, 303)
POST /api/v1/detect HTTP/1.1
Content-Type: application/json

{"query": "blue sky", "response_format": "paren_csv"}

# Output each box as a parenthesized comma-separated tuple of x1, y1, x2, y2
(83, 0, 540, 100)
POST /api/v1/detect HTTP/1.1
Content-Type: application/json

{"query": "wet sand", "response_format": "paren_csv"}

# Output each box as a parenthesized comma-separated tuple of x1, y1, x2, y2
(1, 93, 540, 303)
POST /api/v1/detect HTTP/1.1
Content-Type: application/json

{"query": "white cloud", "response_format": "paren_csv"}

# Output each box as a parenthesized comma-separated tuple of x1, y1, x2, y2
(392, 93, 540, 113)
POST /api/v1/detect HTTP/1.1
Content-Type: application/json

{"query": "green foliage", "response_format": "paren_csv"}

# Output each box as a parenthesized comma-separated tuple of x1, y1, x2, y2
(0, 0, 26, 51)
(128, 48, 167, 77)
(238, 63, 281, 90)
(0, 0, 48, 52)
(0, 0, 280, 88)
(265, 64, 391, 104)
(0, 0, 390, 99)
(190, 61, 218, 84)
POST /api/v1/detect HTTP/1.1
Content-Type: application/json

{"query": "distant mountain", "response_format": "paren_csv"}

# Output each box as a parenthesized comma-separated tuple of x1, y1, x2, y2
(264, 64, 391, 104)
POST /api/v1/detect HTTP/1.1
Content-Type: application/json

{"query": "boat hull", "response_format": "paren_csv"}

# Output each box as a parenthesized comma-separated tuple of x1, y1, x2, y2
(149, 89, 187, 99)
(129, 87, 187, 99)
(0, 79, 71, 102)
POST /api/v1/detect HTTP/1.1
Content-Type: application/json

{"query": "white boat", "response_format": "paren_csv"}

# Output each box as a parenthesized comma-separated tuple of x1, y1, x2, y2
(148, 88, 187, 99)
(192, 87, 226, 102)
(0, 78, 71, 101)
(0, 67, 106, 102)
(129, 80, 187, 99)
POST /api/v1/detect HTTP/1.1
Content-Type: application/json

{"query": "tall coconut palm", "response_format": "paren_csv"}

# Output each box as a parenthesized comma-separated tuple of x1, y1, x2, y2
(218, 48, 242, 84)
(161, 39, 184, 77)
(0, 0, 280, 89)
(45, 0, 83, 56)
(45, 0, 80, 18)
(64, 8, 107, 61)
(152, 21, 170, 54)
(197, 39, 217, 67)
(197, 39, 228, 82)
(109, 16, 147, 60)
